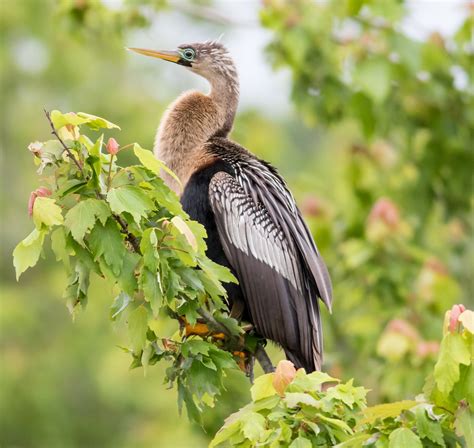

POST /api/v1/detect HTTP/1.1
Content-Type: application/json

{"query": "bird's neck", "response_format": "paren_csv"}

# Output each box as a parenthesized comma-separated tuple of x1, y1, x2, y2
(154, 74, 239, 194)
(209, 75, 239, 137)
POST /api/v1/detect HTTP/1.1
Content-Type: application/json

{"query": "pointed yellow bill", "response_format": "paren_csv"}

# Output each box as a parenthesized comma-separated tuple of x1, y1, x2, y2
(127, 48, 181, 63)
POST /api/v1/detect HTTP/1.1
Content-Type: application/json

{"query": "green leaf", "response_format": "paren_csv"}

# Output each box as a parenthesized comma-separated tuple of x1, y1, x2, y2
(88, 219, 126, 276)
(171, 216, 198, 251)
(178, 380, 202, 424)
(454, 364, 474, 406)
(290, 369, 339, 393)
(77, 112, 120, 130)
(284, 392, 321, 409)
(50, 227, 74, 270)
(86, 135, 103, 184)
(325, 380, 368, 409)
(251, 373, 277, 401)
(56, 179, 87, 197)
(50, 110, 89, 128)
(133, 144, 181, 189)
(389, 428, 422, 448)
(289, 436, 312, 448)
(181, 340, 212, 357)
(199, 257, 238, 289)
(107, 185, 154, 224)
(353, 58, 391, 103)
(210, 419, 242, 448)
(141, 343, 153, 376)
(140, 228, 159, 272)
(63, 260, 90, 314)
(434, 332, 470, 395)
(333, 433, 372, 448)
(139, 267, 162, 316)
(13, 228, 46, 280)
(318, 414, 353, 434)
(33, 197, 63, 228)
(361, 400, 418, 424)
(414, 406, 445, 447)
(64, 198, 110, 245)
(118, 251, 140, 296)
(110, 292, 132, 321)
(128, 306, 148, 353)
(459, 310, 474, 333)
(454, 406, 474, 447)
(89, 134, 103, 157)
(242, 412, 266, 442)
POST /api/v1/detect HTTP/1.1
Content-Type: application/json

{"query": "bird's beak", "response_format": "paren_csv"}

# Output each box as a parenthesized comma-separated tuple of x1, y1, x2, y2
(127, 48, 181, 63)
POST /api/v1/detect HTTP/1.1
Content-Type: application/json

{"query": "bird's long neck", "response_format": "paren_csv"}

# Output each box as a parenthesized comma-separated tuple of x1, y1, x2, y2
(154, 72, 239, 193)
(209, 74, 239, 137)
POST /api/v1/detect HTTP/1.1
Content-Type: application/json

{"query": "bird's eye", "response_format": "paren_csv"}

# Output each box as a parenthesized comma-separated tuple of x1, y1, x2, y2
(181, 48, 195, 61)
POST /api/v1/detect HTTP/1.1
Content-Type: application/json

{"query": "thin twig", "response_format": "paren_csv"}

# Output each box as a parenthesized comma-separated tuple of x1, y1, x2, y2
(255, 345, 275, 373)
(247, 355, 255, 384)
(114, 214, 141, 254)
(93, 190, 141, 253)
(43, 109, 85, 176)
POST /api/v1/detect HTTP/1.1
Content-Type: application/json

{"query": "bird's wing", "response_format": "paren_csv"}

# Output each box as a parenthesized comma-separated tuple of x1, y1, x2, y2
(209, 171, 325, 370)
(236, 159, 333, 311)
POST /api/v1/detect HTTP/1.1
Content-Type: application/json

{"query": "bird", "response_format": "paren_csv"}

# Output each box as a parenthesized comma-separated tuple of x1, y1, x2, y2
(128, 41, 332, 372)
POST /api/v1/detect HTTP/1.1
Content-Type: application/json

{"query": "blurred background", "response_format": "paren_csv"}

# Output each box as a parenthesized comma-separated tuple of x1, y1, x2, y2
(1, 0, 472, 446)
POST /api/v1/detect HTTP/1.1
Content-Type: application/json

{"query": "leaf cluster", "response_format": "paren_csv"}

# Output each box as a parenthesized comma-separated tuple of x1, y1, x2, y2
(13, 110, 243, 423)
(212, 309, 473, 447)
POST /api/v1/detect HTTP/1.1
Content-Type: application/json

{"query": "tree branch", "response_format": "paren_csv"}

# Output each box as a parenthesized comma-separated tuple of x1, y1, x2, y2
(113, 213, 141, 254)
(44, 109, 85, 176)
(256, 345, 275, 373)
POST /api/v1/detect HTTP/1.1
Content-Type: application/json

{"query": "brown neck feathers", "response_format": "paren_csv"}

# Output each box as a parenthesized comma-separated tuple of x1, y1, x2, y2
(154, 67, 239, 194)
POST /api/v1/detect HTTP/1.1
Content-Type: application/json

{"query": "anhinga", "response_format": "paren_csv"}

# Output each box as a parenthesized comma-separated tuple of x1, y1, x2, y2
(129, 41, 332, 372)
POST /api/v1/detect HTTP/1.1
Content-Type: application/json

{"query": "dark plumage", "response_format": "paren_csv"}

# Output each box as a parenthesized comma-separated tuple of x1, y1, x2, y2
(129, 40, 333, 371)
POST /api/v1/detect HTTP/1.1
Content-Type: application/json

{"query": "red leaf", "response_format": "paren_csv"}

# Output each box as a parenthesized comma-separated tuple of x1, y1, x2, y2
(28, 187, 52, 217)
(272, 360, 296, 396)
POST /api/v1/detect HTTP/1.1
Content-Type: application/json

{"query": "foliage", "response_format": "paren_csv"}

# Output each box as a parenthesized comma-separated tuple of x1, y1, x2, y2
(212, 307, 473, 447)
(2, 0, 472, 445)
(261, 0, 473, 218)
(12, 110, 247, 424)
(260, 0, 473, 401)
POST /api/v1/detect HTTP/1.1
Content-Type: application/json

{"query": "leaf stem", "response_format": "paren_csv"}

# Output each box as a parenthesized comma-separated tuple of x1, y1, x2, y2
(107, 154, 114, 191)
(44, 109, 85, 177)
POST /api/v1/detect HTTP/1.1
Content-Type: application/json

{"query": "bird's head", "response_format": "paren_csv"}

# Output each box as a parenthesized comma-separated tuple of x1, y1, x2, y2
(128, 41, 237, 86)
